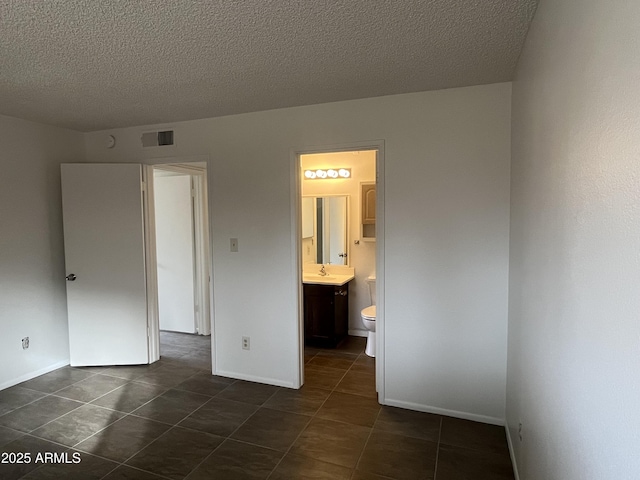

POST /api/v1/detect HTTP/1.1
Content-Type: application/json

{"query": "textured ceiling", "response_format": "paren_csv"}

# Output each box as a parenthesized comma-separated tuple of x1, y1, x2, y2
(0, 0, 538, 132)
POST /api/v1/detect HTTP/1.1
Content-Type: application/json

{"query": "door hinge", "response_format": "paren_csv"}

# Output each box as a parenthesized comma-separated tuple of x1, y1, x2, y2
(141, 181, 147, 192)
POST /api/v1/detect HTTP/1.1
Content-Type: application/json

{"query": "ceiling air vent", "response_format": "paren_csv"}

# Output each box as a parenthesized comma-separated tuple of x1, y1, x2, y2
(141, 130, 174, 147)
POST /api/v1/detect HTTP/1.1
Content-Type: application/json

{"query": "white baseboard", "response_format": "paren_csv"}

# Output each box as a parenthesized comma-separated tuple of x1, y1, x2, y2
(213, 369, 296, 389)
(348, 329, 368, 337)
(383, 397, 504, 426)
(0, 359, 70, 391)
(505, 422, 521, 480)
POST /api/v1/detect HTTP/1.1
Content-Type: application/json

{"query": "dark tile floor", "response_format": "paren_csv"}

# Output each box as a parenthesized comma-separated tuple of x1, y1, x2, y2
(0, 333, 515, 480)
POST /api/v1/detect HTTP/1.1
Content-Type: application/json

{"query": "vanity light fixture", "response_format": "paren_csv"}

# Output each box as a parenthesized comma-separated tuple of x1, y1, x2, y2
(304, 168, 351, 180)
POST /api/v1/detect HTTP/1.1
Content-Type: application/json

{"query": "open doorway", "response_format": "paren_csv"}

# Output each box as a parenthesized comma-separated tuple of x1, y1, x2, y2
(150, 163, 212, 370)
(295, 145, 384, 400)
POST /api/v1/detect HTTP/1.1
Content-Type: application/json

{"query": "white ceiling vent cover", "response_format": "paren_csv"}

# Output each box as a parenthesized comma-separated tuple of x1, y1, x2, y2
(141, 130, 174, 147)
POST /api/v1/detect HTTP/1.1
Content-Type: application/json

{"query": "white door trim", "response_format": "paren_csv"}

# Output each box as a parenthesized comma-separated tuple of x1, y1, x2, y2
(290, 141, 385, 402)
(192, 172, 211, 336)
(143, 165, 160, 362)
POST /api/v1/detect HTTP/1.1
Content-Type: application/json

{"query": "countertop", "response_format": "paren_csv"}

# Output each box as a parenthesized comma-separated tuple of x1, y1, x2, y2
(302, 273, 355, 286)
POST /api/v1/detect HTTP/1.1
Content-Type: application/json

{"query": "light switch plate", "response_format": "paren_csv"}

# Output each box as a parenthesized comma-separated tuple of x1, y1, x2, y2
(230, 238, 239, 252)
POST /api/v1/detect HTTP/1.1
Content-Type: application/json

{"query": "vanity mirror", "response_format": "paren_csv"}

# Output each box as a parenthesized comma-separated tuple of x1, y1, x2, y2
(302, 195, 349, 265)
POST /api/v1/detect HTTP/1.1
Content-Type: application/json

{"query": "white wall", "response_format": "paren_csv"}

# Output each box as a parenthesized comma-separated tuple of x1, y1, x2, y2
(301, 150, 377, 335)
(154, 172, 196, 334)
(508, 0, 640, 478)
(0, 114, 85, 389)
(84, 83, 511, 421)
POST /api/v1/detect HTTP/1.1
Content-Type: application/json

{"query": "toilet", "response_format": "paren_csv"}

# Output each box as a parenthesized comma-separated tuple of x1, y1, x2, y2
(361, 275, 376, 357)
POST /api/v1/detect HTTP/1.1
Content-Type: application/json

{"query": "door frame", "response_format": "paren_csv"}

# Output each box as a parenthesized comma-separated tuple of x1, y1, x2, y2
(290, 141, 385, 401)
(142, 156, 214, 371)
(151, 163, 211, 336)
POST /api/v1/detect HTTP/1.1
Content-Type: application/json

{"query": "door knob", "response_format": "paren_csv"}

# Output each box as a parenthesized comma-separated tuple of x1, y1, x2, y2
(66, 274, 77, 281)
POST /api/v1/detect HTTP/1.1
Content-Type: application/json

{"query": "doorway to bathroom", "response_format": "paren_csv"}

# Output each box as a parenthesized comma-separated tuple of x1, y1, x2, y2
(294, 143, 384, 400)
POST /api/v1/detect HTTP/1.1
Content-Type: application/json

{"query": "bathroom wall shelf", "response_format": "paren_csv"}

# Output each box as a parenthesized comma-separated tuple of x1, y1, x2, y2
(361, 182, 376, 241)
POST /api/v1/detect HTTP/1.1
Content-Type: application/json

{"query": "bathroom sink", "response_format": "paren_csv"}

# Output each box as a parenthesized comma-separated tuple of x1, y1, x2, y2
(302, 273, 354, 286)
(303, 274, 336, 281)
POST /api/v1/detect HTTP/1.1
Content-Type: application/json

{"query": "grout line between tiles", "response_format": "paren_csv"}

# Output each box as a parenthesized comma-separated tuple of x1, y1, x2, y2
(49, 377, 134, 404)
(88, 383, 171, 411)
(117, 424, 181, 470)
(181, 385, 283, 479)
(13, 335, 496, 480)
(10, 432, 165, 480)
(353, 405, 382, 474)
(1, 368, 108, 419)
(265, 349, 327, 479)
(97, 462, 177, 480)
(433, 416, 443, 480)
(3, 337, 208, 480)
(87, 378, 224, 480)
(0, 393, 53, 420)
(26, 369, 209, 462)
(265, 343, 372, 478)
(13, 401, 86, 436)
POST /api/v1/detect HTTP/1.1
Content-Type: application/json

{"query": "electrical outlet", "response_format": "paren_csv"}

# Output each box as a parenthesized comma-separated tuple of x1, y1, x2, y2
(242, 336, 250, 350)
(518, 422, 523, 441)
(22, 337, 29, 349)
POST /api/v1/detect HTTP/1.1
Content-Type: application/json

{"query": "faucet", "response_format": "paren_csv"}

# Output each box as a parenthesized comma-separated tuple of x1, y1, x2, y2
(319, 264, 328, 276)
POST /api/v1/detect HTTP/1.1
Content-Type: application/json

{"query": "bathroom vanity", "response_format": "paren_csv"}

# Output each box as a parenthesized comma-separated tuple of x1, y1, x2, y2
(300, 192, 354, 347)
(302, 273, 354, 348)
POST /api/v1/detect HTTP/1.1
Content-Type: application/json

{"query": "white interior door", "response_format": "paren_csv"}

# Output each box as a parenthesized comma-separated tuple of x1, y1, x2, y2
(61, 163, 150, 366)
(153, 172, 196, 334)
